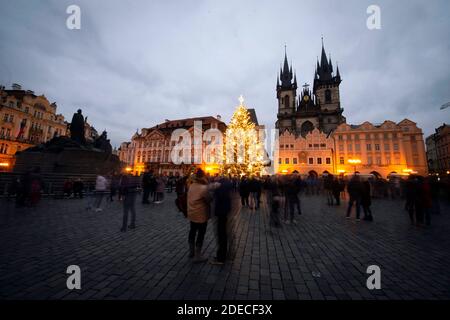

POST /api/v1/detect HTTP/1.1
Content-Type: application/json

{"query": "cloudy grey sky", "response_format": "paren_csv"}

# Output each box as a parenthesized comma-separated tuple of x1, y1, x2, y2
(0, 0, 449, 146)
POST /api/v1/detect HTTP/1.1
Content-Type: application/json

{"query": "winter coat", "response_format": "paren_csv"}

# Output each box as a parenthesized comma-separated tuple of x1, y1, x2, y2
(187, 178, 211, 223)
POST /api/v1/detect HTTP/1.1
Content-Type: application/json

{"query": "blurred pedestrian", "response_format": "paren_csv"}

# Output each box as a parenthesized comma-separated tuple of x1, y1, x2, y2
(361, 180, 373, 221)
(187, 169, 211, 263)
(119, 173, 140, 232)
(210, 176, 233, 265)
(346, 174, 363, 220)
(93, 174, 107, 212)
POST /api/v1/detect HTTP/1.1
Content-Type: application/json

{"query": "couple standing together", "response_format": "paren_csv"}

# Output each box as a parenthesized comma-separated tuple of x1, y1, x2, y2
(186, 169, 232, 265)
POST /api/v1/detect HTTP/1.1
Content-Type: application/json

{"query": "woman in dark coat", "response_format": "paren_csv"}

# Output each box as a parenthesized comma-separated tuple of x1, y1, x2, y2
(361, 180, 373, 221)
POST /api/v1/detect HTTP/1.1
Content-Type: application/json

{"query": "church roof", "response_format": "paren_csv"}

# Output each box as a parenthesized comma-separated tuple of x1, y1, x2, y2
(247, 108, 259, 126)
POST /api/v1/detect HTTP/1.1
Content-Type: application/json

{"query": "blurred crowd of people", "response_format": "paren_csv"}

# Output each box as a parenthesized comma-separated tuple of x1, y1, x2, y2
(3, 165, 449, 265)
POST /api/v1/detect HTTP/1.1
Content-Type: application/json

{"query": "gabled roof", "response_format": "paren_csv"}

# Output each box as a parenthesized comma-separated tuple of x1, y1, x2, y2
(247, 108, 259, 126)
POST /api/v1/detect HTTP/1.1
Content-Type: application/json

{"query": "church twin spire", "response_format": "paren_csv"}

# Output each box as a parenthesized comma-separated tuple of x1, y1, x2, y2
(277, 46, 297, 90)
(278, 38, 340, 92)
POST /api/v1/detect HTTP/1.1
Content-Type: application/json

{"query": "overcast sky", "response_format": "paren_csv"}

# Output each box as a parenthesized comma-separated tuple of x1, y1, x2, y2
(0, 0, 449, 147)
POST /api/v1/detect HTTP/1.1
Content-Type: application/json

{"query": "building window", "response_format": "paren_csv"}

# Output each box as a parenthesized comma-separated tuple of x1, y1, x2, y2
(290, 144, 294, 148)
(367, 157, 373, 165)
(326, 157, 331, 164)
(376, 157, 381, 165)
(320, 143, 326, 148)
(347, 144, 352, 151)
(339, 144, 344, 151)
(325, 89, 331, 103)
(366, 144, 372, 151)
(338, 135, 343, 140)
(317, 158, 322, 164)
(384, 144, 390, 151)
(375, 144, 380, 151)
(279, 158, 282, 164)
(386, 156, 391, 165)
(355, 144, 360, 152)
(280, 144, 284, 149)
(393, 143, 399, 151)
(308, 157, 314, 165)
(293, 158, 297, 164)
(339, 157, 344, 164)
(285, 158, 289, 164)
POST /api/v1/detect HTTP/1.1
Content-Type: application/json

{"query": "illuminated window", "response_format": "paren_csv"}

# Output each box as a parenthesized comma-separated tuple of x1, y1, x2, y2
(317, 158, 322, 164)
(339, 157, 344, 164)
(285, 158, 289, 164)
(326, 158, 331, 164)
(308, 158, 314, 165)
(375, 144, 380, 151)
(293, 158, 298, 164)
(393, 143, 399, 151)
(366, 144, 372, 151)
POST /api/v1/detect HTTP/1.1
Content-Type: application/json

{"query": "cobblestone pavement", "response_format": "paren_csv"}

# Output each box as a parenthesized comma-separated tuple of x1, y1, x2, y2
(0, 191, 449, 300)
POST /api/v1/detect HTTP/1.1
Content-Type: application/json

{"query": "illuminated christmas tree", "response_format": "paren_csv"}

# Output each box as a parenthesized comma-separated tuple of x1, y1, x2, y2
(222, 95, 265, 176)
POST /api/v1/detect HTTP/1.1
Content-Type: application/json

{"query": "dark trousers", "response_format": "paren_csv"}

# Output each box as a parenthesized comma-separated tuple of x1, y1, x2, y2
(216, 215, 228, 262)
(362, 204, 372, 219)
(240, 195, 249, 207)
(142, 187, 150, 203)
(333, 191, 340, 205)
(346, 196, 361, 218)
(122, 193, 136, 228)
(189, 221, 208, 247)
(287, 195, 301, 220)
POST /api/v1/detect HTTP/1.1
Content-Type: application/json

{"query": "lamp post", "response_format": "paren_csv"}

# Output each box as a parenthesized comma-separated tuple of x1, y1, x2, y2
(348, 158, 361, 173)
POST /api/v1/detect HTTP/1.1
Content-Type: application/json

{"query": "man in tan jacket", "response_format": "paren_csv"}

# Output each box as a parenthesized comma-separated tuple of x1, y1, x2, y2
(187, 169, 211, 263)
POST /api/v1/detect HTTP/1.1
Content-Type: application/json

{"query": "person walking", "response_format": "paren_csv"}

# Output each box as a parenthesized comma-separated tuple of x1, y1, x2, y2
(73, 178, 84, 199)
(239, 177, 250, 207)
(361, 180, 373, 221)
(142, 169, 152, 204)
(346, 174, 363, 220)
(119, 173, 140, 232)
(187, 169, 211, 263)
(110, 174, 119, 202)
(93, 174, 107, 212)
(210, 176, 233, 265)
(155, 175, 166, 204)
(331, 176, 342, 205)
(285, 175, 302, 224)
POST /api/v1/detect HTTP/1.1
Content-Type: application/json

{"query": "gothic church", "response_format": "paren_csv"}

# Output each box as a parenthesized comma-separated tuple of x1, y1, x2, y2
(276, 40, 346, 137)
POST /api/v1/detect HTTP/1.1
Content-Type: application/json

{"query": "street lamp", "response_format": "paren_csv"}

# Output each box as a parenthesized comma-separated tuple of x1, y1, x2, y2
(348, 159, 361, 173)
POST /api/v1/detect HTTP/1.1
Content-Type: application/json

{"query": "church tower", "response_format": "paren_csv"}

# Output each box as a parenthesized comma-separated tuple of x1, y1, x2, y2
(276, 48, 297, 133)
(313, 39, 345, 133)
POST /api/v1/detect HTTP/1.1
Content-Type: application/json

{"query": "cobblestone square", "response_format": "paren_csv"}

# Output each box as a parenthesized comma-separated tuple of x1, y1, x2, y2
(0, 192, 449, 300)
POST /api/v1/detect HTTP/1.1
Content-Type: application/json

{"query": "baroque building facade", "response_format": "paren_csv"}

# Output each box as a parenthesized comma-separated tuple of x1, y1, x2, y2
(276, 119, 428, 178)
(426, 123, 450, 174)
(275, 41, 428, 178)
(0, 84, 67, 171)
(118, 116, 227, 176)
